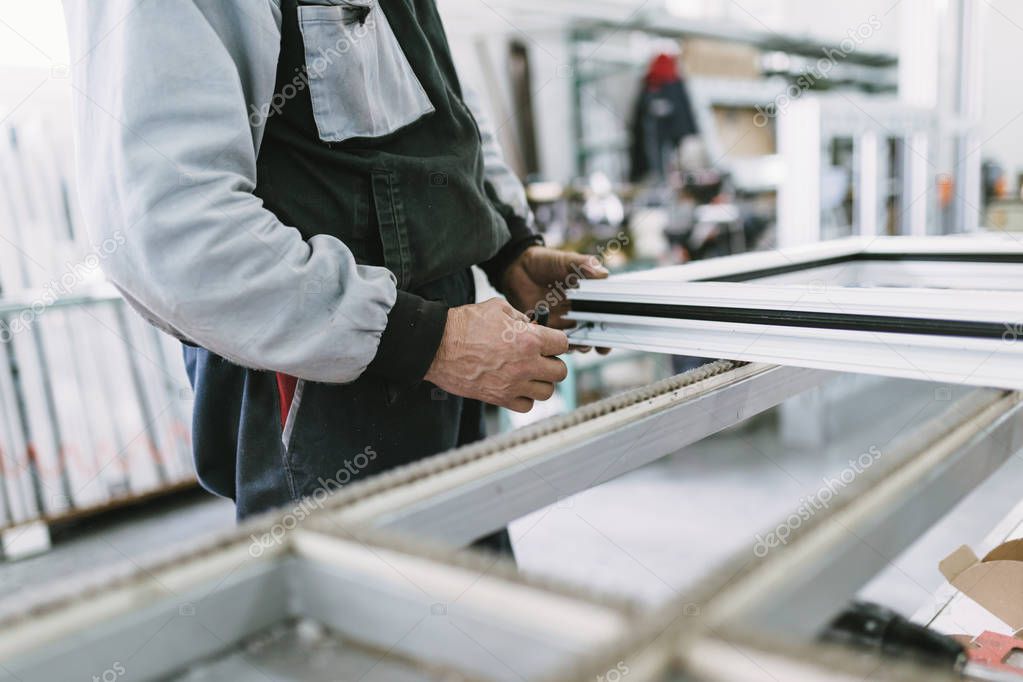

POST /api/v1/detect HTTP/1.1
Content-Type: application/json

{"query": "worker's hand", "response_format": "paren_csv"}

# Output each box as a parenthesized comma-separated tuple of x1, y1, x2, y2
(502, 245, 611, 353)
(424, 298, 569, 413)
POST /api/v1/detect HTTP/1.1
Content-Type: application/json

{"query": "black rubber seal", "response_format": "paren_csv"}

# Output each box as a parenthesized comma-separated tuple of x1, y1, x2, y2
(570, 299, 1008, 340)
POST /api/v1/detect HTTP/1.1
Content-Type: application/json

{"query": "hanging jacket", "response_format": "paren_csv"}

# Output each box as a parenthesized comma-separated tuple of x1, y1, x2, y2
(629, 53, 699, 182)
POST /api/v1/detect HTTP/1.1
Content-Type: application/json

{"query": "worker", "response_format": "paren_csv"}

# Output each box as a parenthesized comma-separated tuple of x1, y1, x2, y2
(62, 0, 606, 552)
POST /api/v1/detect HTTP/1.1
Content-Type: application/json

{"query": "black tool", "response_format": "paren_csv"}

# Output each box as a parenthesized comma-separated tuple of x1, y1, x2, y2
(820, 601, 967, 672)
(531, 305, 549, 327)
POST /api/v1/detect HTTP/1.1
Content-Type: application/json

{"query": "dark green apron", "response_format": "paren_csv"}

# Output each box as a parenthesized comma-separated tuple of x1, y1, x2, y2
(184, 0, 518, 555)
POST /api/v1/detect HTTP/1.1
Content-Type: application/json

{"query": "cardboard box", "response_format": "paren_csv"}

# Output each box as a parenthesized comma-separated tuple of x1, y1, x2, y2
(940, 539, 1023, 636)
(711, 106, 776, 157)
(682, 39, 761, 79)
(985, 199, 1023, 232)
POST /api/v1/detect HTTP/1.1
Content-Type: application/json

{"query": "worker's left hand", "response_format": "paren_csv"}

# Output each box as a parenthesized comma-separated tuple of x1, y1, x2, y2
(502, 246, 611, 352)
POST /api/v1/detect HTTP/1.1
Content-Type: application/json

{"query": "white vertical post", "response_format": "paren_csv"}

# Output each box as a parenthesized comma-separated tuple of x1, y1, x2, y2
(952, 0, 986, 233)
(898, 0, 940, 111)
(856, 130, 880, 238)
(777, 98, 822, 246)
(906, 132, 931, 236)
(898, 0, 941, 235)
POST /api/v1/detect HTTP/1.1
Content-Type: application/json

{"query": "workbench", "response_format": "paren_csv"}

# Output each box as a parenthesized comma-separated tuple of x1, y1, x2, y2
(4, 235, 1023, 681)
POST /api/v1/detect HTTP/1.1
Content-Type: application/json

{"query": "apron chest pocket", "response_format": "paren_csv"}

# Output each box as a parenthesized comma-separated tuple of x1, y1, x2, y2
(297, 1, 435, 143)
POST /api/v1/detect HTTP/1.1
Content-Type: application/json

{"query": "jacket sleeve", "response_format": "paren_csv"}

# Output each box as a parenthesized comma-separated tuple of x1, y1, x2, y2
(63, 0, 441, 384)
(459, 86, 544, 291)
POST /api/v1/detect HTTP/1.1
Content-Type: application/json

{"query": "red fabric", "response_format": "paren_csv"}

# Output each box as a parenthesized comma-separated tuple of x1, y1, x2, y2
(275, 372, 298, 428)
(646, 53, 680, 88)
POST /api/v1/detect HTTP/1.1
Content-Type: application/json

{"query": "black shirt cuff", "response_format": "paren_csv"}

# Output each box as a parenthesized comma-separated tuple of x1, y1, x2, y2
(363, 290, 448, 387)
(480, 213, 544, 293)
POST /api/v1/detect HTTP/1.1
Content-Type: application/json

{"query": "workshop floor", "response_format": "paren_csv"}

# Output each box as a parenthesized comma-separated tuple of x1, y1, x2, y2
(2, 371, 1021, 633)
(511, 373, 1023, 617)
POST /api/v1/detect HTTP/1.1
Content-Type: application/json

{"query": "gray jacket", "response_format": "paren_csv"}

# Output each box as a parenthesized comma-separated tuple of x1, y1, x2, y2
(62, 0, 528, 383)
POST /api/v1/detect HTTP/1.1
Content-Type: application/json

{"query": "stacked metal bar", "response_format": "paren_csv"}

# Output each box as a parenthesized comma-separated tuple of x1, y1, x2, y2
(0, 119, 194, 542)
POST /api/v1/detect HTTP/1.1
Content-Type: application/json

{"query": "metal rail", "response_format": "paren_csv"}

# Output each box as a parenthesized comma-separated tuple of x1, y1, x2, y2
(0, 514, 636, 682)
(0, 286, 122, 316)
(334, 363, 831, 545)
(703, 389, 1023, 637)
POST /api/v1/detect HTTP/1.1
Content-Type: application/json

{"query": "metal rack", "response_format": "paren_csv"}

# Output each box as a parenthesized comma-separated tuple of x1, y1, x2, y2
(775, 96, 937, 245)
(0, 119, 195, 557)
(567, 14, 899, 183)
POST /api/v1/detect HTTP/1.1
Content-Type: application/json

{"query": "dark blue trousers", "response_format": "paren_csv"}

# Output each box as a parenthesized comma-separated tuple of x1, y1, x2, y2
(182, 269, 512, 554)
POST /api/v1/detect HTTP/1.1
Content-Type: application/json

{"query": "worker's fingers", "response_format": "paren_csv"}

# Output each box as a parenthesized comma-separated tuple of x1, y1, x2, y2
(498, 298, 530, 323)
(552, 251, 608, 281)
(570, 344, 593, 353)
(522, 380, 556, 401)
(535, 326, 569, 356)
(531, 249, 609, 283)
(535, 356, 569, 383)
(506, 397, 535, 413)
(546, 300, 576, 330)
(597, 346, 612, 355)
(571, 253, 610, 281)
(549, 319, 575, 331)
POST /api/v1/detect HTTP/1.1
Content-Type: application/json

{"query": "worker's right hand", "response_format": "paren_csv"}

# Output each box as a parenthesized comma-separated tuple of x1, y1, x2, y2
(424, 298, 570, 413)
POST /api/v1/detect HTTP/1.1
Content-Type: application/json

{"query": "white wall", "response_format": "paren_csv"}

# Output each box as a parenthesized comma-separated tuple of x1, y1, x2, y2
(0, 1, 68, 68)
(667, 0, 901, 52)
(978, 0, 1023, 184)
(0, 1, 71, 126)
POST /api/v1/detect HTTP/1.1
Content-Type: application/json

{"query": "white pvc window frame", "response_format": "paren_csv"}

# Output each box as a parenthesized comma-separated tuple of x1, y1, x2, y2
(568, 236, 1023, 390)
